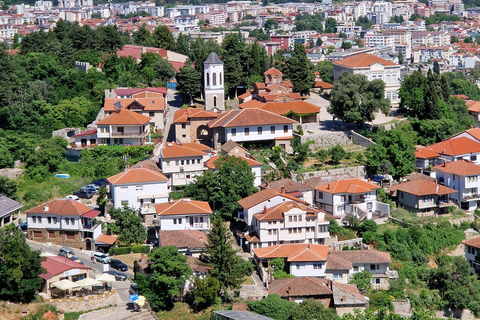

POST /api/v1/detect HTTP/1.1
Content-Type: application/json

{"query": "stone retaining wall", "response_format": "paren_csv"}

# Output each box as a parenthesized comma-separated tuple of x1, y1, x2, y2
(300, 131, 351, 148)
(294, 166, 366, 180)
(44, 290, 119, 313)
(350, 131, 375, 147)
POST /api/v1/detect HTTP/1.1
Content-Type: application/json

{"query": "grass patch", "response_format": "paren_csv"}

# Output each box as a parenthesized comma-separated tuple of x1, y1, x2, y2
(390, 207, 457, 225)
(110, 253, 142, 268)
(157, 302, 212, 320)
(64, 311, 89, 320)
(17, 175, 92, 210)
(242, 275, 255, 285)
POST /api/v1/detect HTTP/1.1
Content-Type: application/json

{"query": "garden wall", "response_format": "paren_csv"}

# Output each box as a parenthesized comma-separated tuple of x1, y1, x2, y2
(293, 165, 366, 180)
(43, 290, 119, 313)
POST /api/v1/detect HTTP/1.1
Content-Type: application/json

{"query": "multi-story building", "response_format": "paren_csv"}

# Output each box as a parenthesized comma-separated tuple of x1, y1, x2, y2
(103, 97, 165, 130)
(154, 198, 212, 231)
(462, 236, 480, 274)
(411, 31, 451, 47)
(96, 109, 151, 146)
(333, 53, 401, 104)
(364, 33, 395, 47)
(173, 107, 218, 144)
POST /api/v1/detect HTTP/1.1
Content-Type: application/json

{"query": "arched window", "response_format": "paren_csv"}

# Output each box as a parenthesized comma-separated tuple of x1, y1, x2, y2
(220, 72, 222, 85)
(206, 73, 210, 86)
(214, 96, 217, 107)
(213, 72, 217, 86)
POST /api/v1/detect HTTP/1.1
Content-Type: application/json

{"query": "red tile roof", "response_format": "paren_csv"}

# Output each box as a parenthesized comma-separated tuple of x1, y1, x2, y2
(205, 155, 261, 169)
(173, 107, 218, 123)
(253, 201, 321, 221)
(433, 159, 480, 176)
(238, 188, 309, 209)
(115, 87, 167, 96)
(314, 81, 334, 89)
(207, 109, 297, 128)
(72, 129, 97, 138)
(334, 53, 398, 68)
(451, 127, 480, 142)
(415, 137, 480, 158)
(462, 235, 480, 249)
(328, 250, 392, 264)
(238, 100, 320, 116)
(159, 230, 208, 249)
(264, 67, 283, 76)
(161, 143, 209, 158)
(269, 277, 332, 297)
(104, 98, 165, 112)
(155, 198, 212, 216)
(26, 199, 97, 216)
(315, 178, 379, 194)
(108, 168, 168, 184)
(264, 178, 307, 193)
(326, 252, 352, 270)
(95, 234, 117, 245)
(388, 180, 456, 196)
(253, 244, 329, 262)
(96, 109, 151, 126)
(117, 44, 167, 60)
(40, 256, 91, 280)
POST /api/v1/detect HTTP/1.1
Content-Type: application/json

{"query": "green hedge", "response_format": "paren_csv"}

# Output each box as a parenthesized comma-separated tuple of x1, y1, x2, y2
(110, 247, 131, 255)
(131, 245, 150, 254)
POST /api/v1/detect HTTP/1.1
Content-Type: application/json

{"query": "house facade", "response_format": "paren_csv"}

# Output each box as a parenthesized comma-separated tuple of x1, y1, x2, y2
(25, 199, 101, 251)
(154, 198, 212, 231)
(107, 167, 169, 212)
(315, 178, 390, 222)
(432, 160, 480, 211)
(173, 107, 218, 144)
(333, 53, 401, 105)
(462, 236, 480, 274)
(103, 98, 165, 130)
(0, 194, 22, 228)
(96, 109, 151, 146)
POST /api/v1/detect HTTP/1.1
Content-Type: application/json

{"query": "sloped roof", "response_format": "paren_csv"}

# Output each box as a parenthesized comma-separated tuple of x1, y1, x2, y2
(205, 155, 261, 169)
(114, 87, 167, 96)
(155, 198, 212, 216)
(221, 140, 248, 154)
(96, 109, 151, 126)
(95, 234, 117, 245)
(315, 178, 380, 194)
(108, 168, 168, 185)
(332, 282, 368, 306)
(204, 52, 223, 65)
(326, 253, 352, 270)
(467, 100, 480, 113)
(328, 250, 392, 264)
(207, 109, 297, 128)
(388, 180, 456, 196)
(238, 100, 320, 116)
(433, 159, 480, 176)
(253, 244, 329, 262)
(450, 127, 480, 142)
(0, 194, 22, 219)
(161, 143, 208, 158)
(415, 137, 480, 158)
(173, 107, 218, 123)
(269, 277, 332, 297)
(159, 230, 208, 249)
(403, 173, 436, 182)
(131, 159, 162, 172)
(462, 235, 480, 249)
(238, 188, 309, 209)
(254, 201, 320, 221)
(104, 98, 165, 112)
(264, 67, 283, 76)
(304, 174, 354, 189)
(26, 199, 96, 216)
(314, 81, 334, 89)
(72, 129, 97, 138)
(40, 256, 91, 280)
(334, 53, 398, 68)
(265, 178, 308, 193)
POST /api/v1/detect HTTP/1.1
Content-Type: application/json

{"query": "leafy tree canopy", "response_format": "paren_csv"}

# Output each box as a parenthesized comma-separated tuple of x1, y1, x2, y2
(107, 206, 147, 246)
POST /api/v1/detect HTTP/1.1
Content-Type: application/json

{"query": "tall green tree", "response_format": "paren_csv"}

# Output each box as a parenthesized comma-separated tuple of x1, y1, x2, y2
(175, 32, 190, 56)
(200, 217, 253, 298)
(329, 72, 390, 128)
(185, 155, 257, 220)
(153, 25, 175, 50)
(176, 59, 202, 105)
(193, 274, 220, 309)
(136, 246, 191, 311)
(0, 226, 44, 303)
(96, 186, 107, 216)
(107, 206, 146, 246)
(285, 43, 315, 95)
(247, 294, 297, 320)
(324, 17, 337, 33)
(134, 24, 154, 47)
(316, 60, 333, 83)
(222, 33, 245, 98)
(291, 299, 338, 320)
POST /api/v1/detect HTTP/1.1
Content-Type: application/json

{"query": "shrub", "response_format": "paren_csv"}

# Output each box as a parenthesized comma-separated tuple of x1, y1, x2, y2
(110, 247, 131, 255)
(369, 291, 394, 311)
(131, 245, 151, 254)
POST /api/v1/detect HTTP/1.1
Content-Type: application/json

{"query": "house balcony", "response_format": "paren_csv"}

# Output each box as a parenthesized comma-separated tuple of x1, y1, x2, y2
(110, 131, 148, 138)
(438, 200, 455, 208)
(187, 223, 209, 230)
(462, 194, 480, 202)
(140, 204, 156, 214)
(81, 223, 101, 232)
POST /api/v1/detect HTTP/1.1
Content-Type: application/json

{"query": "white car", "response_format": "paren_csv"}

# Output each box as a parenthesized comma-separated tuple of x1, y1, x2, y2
(66, 195, 80, 201)
(91, 252, 111, 264)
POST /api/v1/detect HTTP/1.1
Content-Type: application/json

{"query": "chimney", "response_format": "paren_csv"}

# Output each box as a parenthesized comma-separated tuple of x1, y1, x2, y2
(327, 183, 330, 190)
(183, 198, 191, 202)
(44, 205, 49, 211)
(471, 125, 474, 129)
(263, 205, 267, 214)
(443, 162, 447, 167)
(280, 186, 286, 194)
(141, 47, 146, 53)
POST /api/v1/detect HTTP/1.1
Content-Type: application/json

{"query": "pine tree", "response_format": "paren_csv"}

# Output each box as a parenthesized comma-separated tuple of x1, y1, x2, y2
(134, 24, 154, 47)
(176, 59, 202, 105)
(285, 44, 315, 95)
(424, 69, 442, 120)
(153, 25, 175, 50)
(175, 33, 190, 56)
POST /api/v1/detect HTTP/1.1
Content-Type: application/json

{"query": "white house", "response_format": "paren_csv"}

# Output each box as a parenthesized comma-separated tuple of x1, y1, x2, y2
(154, 198, 212, 231)
(432, 160, 480, 211)
(247, 201, 330, 253)
(462, 236, 480, 274)
(107, 167, 169, 212)
(160, 142, 213, 188)
(25, 199, 102, 251)
(205, 155, 262, 187)
(315, 178, 390, 221)
(207, 108, 297, 153)
(103, 97, 165, 130)
(96, 109, 151, 146)
(0, 194, 22, 228)
(333, 53, 401, 105)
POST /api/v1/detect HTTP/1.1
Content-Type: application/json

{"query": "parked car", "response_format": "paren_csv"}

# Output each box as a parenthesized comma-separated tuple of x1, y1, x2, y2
(20, 222, 28, 231)
(105, 270, 127, 281)
(129, 283, 138, 295)
(93, 178, 108, 187)
(86, 184, 99, 191)
(91, 252, 111, 264)
(59, 247, 82, 263)
(81, 186, 98, 195)
(73, 190, 93, 199)
(66, 195, 80, 201)
(110, 259, 128, 271)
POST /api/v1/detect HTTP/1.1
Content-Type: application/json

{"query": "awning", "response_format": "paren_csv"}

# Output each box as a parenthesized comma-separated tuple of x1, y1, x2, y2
(137, 194, 168, 200)
(51, 279, 80, 291)
(75, 277, 102, 288)
(95, 273, 116, 282)
(82, 210, 101, 218)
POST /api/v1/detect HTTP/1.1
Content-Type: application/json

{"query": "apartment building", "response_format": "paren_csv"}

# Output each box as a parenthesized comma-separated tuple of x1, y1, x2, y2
(411, 31, 451, 47)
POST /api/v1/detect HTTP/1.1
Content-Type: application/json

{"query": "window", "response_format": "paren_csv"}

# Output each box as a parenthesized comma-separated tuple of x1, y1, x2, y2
(341, 195, 346, 202)
(206, 72, 210, 86)
(220, 72, 222, 85)
(386, 74, 391, 83)
(32, 216, 37, 223)
(313, 264, 322, 269)
(245, 128, 249, 136)
(353, 266, 359, 272)
(66, 232, 75, 240)
(289, 229, 292, 234)
(472, 155, 477, 161)
(65, 219, 70, 225)
(370, 264, 378, 270)
(271, 126, 275, 134)
(70, 218, 75, 225)
(318, 225, 329, 233)
(149, 112, 154, 117)
(53, 217, 57, 224)
(296, 264, 300, 270)
(232, 128, 236, 136)
(284, 125, 288, 133)
(294, 216, 297, 222)
(367, 202, 373, 210)
(48, 217, 52, 224)
(289, 216, 292, 222)
(181, 123, 186, 129)
(181, 160, 185, 165)
(38, 217, 42, 223)
(213, 72, 217, 86)
(318, 192, 323, 199)
(48, 231, 55, 239)
(174, 219, 177, 224)
(299, 215, 302, 222)
(121, 200, 129, 206)
(214, 96, 217, 107)
(258, 127, 262, 135)
(121, 187, 128, 193)
(333, 273, 342, 279)
(136, 186, 143, 191)
(33, 231, 42, 238)
(468, 246, 472, 254)
(337, 205, 343, 212)
(268, 230, 272, 235)
(186, 160, 190, 165)
(372, 278, 381, 285)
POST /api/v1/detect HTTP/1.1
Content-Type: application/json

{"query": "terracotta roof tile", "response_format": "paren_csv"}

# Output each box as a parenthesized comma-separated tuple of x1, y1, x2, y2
(404, 173, 436, 182)
(40, 256, 91, 280)
(238, 188, 309, 209)
(334, 53, 398, 68)
(332, 282, 368, 304)
(108, 168, 168, 184)
(161, 143, 209, 158)
(207, 109, 297, 128)
(173, 107, 218, 123)
(186, 255, 210, 274)
(264, 67, 283, 76)
(254, 201, 321, 221)
(115, 87, 167, 96)
(238, 100, 320, 116)
(269, 277, 332, 297)
(315, 178, 379, 194)
(96, 109, 151, 126)
(221, 140, 248, 154)
(388, 180, 456, 196)
(328, 250, 392, 264)
(72, 129, 97, 138)
(265, 178, 307, 193)
(104, 98, 165, 112)
(131, 159, 163, 172)
(205, 155, 261, 169)
(253, 244, 329, 262)
(415, 137, 480, 158)
(462, 235, 480, 249)
(326, 253, 352, 270)
(433, 159, 480, 176)
(26, 199, 96, 216)
(159, 230, 208, 249)
(155, 198, 212, 216)
(96, 234, 117, 245)
(314, 81, 334, 89)
(304, 174, 354, 189)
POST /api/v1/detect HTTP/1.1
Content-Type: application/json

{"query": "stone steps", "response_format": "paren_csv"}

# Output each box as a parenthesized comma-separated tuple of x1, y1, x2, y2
(122, 310, 157, 320)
